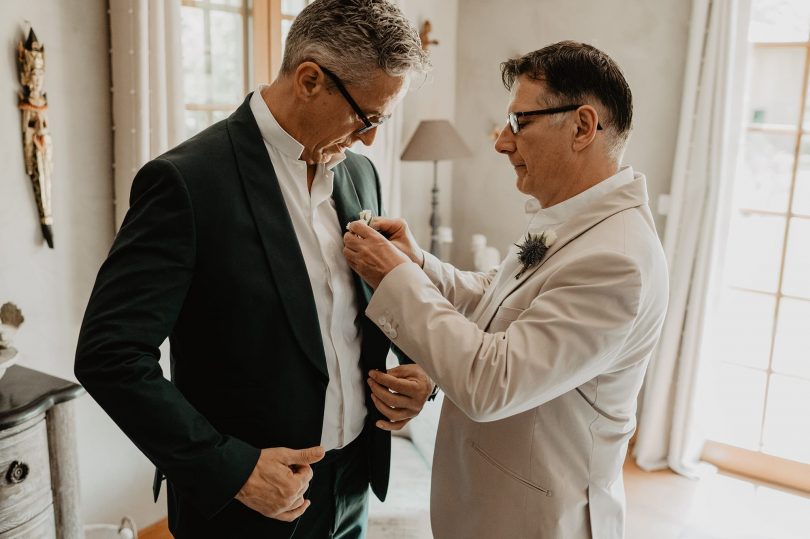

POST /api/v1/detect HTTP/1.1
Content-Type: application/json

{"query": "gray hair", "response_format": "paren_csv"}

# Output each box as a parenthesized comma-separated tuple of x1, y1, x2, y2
(281, 0, 430, 85)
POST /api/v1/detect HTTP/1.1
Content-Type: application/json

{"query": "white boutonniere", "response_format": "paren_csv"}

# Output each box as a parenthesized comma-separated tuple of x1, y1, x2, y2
(359, 209, 374, 225)
(515, 229, 557, 279)
(347, 209, 375, 230)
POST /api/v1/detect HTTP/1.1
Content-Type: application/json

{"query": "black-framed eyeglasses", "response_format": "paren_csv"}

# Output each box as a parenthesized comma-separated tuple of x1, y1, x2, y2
(507, 104, 603, 135)
(319, 65, 388, 135)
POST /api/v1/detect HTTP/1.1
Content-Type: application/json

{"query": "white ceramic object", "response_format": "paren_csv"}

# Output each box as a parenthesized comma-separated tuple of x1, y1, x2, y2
(0, 323, 17, 348)
(0, 347, 18, 380)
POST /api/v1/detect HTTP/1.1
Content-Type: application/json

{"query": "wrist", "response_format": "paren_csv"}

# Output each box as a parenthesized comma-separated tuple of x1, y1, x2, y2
(415, 249, 425, 268)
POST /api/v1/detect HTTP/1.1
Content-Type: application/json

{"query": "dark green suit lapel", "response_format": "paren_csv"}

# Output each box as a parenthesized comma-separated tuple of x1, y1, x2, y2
(226, 95, 328, 380)
(332, 157, 377, 307)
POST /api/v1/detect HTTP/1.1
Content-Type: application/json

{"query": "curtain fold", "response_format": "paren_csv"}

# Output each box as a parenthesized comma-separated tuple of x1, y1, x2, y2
(109, 0, 184, 230)
(353, 107, 405, 217)
(352, 0, 407, 217)
(634, 0, 752, 476)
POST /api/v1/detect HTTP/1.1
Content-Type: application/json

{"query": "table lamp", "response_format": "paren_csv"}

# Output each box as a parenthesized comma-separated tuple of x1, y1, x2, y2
(400, 119, 471, 255)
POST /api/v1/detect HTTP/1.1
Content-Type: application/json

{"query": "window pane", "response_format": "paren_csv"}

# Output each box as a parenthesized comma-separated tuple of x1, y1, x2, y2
(723, 212, 786, 292)
(746, 46, 805, 127)
(749, 0, 810, 43)
(210, 11, 245, 104)
(793, 135, 810, 215)
(733, 132, 796, 213)
(282, 0, 308, 15)
(182, 6, 208, 105)
(772, 298, 810, 378)
(211, 109, 233, 123)
(185, 110, 210, 138)
(781, 217, 810, 298)
(704, 289, 775, 369)
(706, 362, 767, 450)
(281, 18, 294, 52)
(762, 374, 810, 463)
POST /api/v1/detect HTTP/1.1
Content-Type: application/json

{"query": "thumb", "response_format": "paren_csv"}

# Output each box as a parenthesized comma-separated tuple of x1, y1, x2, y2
(371, 217, 401, 234)
(284, 445, 326, 466)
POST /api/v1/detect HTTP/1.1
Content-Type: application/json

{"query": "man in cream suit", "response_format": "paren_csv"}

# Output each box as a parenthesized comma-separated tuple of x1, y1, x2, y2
(343, 41, 669, 538)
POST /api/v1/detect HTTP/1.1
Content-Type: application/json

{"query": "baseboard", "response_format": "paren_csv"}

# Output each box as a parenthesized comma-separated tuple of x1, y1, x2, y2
(140, 517, 171, 539)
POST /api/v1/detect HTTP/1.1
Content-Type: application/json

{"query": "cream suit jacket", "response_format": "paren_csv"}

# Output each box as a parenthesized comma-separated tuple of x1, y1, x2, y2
(366, 175, 668, 538)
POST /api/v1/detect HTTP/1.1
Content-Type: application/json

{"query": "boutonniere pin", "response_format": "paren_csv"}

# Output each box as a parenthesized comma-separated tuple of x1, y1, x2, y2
(346, 209, 375, 231)
(515, 230, 557, 279)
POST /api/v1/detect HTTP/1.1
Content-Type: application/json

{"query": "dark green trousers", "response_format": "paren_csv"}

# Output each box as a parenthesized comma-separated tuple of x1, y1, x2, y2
(291, 433, 370, 539)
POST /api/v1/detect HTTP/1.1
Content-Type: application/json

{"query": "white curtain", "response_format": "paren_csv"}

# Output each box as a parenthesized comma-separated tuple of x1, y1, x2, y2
(353, 109, 405, 217)
(352, 0, 407, 217)
(109, 0, 184, 229)
(634, 0, 752, 475)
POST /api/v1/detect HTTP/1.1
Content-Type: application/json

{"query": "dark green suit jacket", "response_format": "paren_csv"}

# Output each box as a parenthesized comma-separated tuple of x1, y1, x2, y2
(75, 95, 397, 537)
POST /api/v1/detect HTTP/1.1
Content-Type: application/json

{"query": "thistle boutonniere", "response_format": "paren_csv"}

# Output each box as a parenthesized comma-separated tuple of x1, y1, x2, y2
(515, 230, 557, 279)
(346, 209, 375, 230)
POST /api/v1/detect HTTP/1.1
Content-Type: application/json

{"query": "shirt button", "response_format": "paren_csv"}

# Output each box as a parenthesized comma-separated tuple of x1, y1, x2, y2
(378, 317, 387, 325)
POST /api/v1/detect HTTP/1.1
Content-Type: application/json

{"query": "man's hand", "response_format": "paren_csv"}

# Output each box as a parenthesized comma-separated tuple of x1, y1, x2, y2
(368, 217, 425, 267)
(343, 221, 411, 288)
(368, 365, 434, 431)
(235, 445, 325, 521)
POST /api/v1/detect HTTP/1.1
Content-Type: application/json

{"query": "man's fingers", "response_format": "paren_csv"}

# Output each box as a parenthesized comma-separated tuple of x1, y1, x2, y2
(371, 393, 415, 422)
(284, 446, 325, 466)
(368, 377, 417, 410)
(275, 499, 311, 522)
(368, 369, 416, 395)
(375, 418, 411, 431)
(342, 232, 362, 250)
(287, 496, 306, 512)
(291, 463, 314, 483)
(371, 217, 402, 234)
(346, 220, 375, 238)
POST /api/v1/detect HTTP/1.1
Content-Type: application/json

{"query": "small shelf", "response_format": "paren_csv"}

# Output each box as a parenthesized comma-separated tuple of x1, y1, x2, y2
(0, 366, 84, 429)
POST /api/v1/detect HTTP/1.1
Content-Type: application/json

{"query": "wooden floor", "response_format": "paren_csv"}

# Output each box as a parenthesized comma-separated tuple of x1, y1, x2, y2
(140, 460, 810, 538)
(624, 458, 810, 539)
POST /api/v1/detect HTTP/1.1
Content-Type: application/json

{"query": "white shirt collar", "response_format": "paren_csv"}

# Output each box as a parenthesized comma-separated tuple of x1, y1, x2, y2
(249, 85, 346, 170)
(525, 165, 636, 231)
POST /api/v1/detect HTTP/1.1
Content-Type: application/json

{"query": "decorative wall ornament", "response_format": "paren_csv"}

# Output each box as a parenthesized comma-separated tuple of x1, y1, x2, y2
(419, 20, 439, 50)
(17, 28, 54, 248)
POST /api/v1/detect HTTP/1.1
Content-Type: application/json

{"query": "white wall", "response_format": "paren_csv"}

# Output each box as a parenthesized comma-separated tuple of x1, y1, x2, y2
(0, 0, 167, 528)
(399, 0, 459, 258)
(450, 0, 692, 268)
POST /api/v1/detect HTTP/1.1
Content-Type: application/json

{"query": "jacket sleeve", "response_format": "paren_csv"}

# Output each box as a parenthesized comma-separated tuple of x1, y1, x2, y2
(420, 251, 496, 318)
(366, 251, 642, 422)
(74, 158, 260, 518)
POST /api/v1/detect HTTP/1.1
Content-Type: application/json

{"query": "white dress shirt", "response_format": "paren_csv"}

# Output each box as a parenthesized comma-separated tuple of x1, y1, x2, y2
(249, 87, 366, 450)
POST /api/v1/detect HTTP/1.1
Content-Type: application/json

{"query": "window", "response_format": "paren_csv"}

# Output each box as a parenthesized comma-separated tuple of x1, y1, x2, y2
(180, 0, 313, 137)
(701, 0, 810, 491)
(181, 0, 254, 137)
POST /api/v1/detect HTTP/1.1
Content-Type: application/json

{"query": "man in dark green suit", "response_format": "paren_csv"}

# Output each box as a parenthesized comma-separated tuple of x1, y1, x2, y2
(75, 1, 432, 537)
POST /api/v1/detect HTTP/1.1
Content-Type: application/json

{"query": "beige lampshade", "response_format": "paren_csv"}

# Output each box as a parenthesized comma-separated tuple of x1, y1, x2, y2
(400, 119, 471, 161)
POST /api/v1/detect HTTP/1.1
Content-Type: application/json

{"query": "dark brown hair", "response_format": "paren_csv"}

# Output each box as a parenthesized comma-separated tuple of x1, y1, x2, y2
(501, 41, 633, 143)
